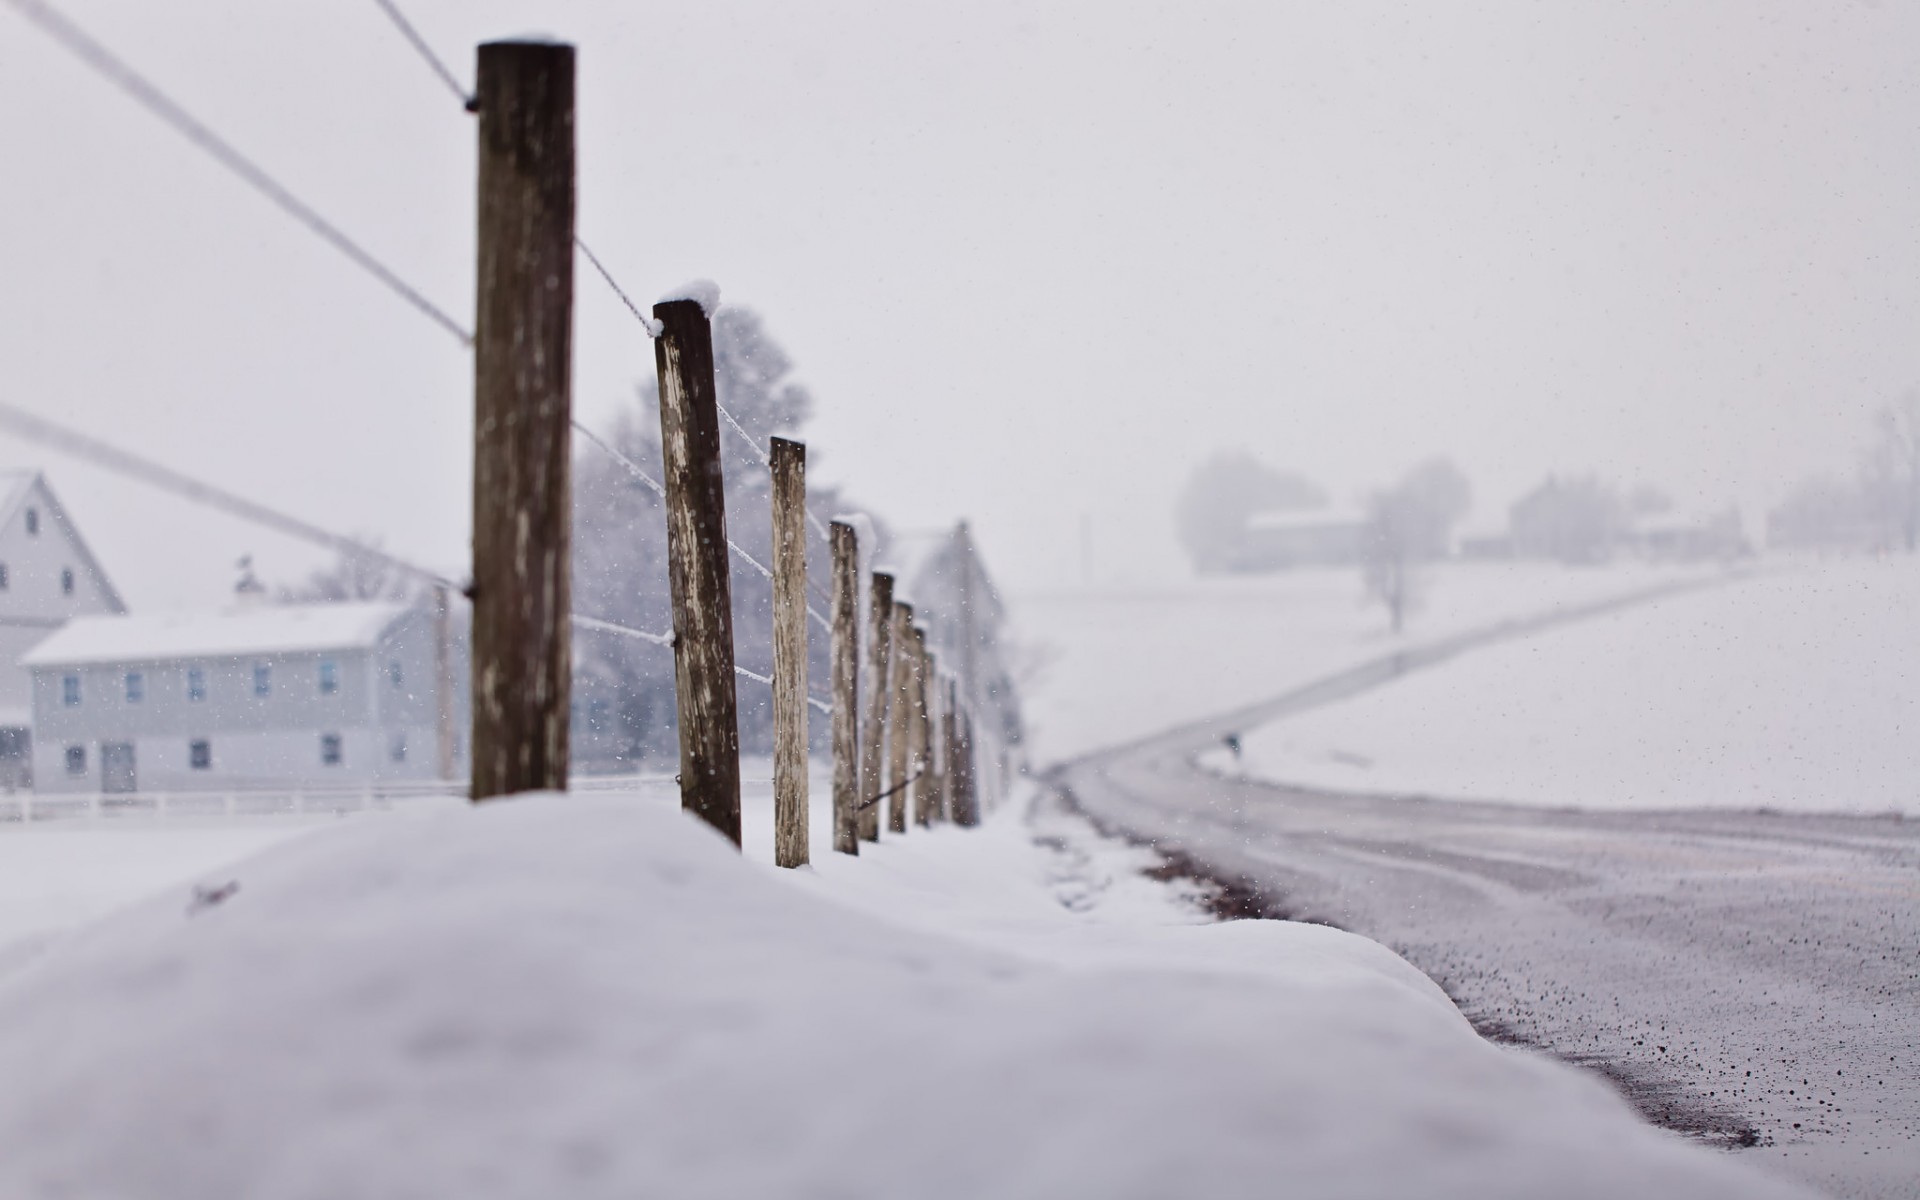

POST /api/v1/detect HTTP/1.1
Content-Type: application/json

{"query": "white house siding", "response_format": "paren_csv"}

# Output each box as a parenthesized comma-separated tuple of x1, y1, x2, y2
(0, 474, 125, 785)
(27, 608, 466, 794)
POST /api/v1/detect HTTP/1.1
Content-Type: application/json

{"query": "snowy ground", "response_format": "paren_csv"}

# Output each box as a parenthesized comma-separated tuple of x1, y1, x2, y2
(0, 556, 1864, 1197)
(0, 789, 1818, 1199)
(1012, 559, 1730, 765)
(1204, 556, 1920, 816)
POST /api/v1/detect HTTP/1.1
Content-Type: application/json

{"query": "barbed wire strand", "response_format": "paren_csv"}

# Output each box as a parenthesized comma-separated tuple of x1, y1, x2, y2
(576, 238, 663, 337)
(571, 614, 673, 648)
(570, 418, 666, 498)
(2, 0, 472, 346)
(569, 419, 832, 633)
(370, 0, 471, 107)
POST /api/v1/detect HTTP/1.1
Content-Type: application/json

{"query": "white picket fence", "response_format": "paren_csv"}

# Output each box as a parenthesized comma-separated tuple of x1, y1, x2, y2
(0, 774, 679, 825)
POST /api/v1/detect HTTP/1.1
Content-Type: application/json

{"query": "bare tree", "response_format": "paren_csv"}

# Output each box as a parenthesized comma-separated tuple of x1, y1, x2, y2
(1362, 488, 1424, 634)
(278, 537, 423, 604)
(1861, 389, 1920, 553)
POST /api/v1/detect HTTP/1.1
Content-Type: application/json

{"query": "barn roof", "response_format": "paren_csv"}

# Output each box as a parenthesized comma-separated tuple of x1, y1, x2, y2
(22, 602, 415, 668)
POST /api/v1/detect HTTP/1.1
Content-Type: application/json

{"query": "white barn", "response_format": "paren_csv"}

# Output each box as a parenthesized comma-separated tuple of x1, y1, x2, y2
(0, 471, 126, 787)
(23, 601, 466, 795)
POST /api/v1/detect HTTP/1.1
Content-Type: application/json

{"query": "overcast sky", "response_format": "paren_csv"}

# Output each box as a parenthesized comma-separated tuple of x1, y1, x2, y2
(2, 0, 1915, 608)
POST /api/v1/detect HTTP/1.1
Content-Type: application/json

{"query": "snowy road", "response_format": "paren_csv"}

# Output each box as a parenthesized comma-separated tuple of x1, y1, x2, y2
(1055, 626, 1920, 1200)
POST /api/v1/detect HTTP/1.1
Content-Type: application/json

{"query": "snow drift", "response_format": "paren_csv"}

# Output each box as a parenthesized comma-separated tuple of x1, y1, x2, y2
(0, 794, 1814, 1199)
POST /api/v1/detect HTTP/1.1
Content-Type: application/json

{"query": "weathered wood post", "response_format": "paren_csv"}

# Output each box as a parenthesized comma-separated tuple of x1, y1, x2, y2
(470, 40, 574, 802)
(830, 521, 861, 855)
(433, 582, 457, 784)
(770, 436, 809, 868)
(921, 663, 940, 825)
(886, 600, 915, 835)
(859, 572, 894, 842)
(910, 631, 934, 827)
(940, 674, 959, 824)
(954, 704, 979, 827)
(655, 296, 742, 845)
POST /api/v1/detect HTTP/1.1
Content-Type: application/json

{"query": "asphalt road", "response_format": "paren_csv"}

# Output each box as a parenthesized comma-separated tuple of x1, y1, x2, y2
(1052, 620, 1920, 1200)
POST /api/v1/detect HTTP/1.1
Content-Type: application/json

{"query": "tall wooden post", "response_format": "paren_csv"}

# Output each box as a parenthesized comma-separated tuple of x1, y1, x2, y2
(470, 40, 574, 802)
(770, 437, 809, 868)
(829, 522, 861, 855)
(655, 297, 742, 845)
(859, 572, 894, 842)
(886, 600, 915, 835)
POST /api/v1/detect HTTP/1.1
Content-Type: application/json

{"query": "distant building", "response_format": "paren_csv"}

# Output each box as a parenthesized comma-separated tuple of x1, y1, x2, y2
(23, 601, 466, 794)
(0, 471, 126, 788)
(1618, 509, 1750, 562)
(1227, 509, 1368, 571)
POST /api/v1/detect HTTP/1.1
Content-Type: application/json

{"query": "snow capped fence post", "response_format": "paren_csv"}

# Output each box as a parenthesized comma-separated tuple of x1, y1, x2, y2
(886, 600, 915, 835)
(830, 521, 861, 855)
(654, 295, 743, 846)
(860, 572, 895, 842)
(470, 40, 575, 802)
(770, 436, 809, 868)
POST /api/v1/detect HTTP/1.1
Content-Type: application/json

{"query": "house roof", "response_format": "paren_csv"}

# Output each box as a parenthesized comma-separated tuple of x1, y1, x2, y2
(0, 470, 128, 613)
(21, 602, 415, 668)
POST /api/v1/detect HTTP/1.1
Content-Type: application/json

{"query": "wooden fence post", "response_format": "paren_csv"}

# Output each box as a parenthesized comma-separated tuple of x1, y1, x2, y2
(859, 572, 894, 842)
(886, 600, 914, 835)
(433, 582, 457, 784)
(953, 705, 979, 827)
(910, 630, 934, 827)
(770, 436, 809, 868)
(830, 522, 861, 855)
(470, 40, 575, 803)
(941, 674, 959, 824)
(654, 297, 742, 845)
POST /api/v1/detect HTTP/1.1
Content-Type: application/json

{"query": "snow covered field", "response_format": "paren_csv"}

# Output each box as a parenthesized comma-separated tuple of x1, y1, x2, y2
(0, 791, 1816, 1199)
(1013, 560, 1728, 765)
(1206, 557, 1920, 815)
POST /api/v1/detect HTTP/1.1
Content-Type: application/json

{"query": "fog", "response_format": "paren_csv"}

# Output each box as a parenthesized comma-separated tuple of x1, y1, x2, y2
(4, 1, 1917, 604)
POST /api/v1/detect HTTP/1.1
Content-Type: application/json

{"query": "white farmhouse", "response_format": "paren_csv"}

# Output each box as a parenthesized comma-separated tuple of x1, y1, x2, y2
(23, 601, 466, 794)
(0, 471, 126, 787)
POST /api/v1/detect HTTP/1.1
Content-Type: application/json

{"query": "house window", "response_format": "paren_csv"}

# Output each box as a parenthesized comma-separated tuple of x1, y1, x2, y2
(25, 508, 38, 536)
(187, 667, 206, 702)
(0, 563, 8, 590)
(320, 733, 342, 766)
(389, 660, 403, 688)
(125, 672, 143, 703)
(389, 731, 406, 763)
(64, 744, 85, 775)
(254, 664, 271, 698)
(318, 660, 338, 695)
(61, 674, 80, 707)
(189, 739, 211, 770)
(60, 568, 74, 596)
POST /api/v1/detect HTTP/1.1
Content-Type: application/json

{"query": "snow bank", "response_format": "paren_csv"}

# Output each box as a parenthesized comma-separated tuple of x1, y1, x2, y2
(1212, 558, 1920, 814)
(0, 794, 1814, 1199)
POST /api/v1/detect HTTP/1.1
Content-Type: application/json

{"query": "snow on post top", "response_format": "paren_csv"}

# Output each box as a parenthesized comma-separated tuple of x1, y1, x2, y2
(658, 280, 721, 317)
